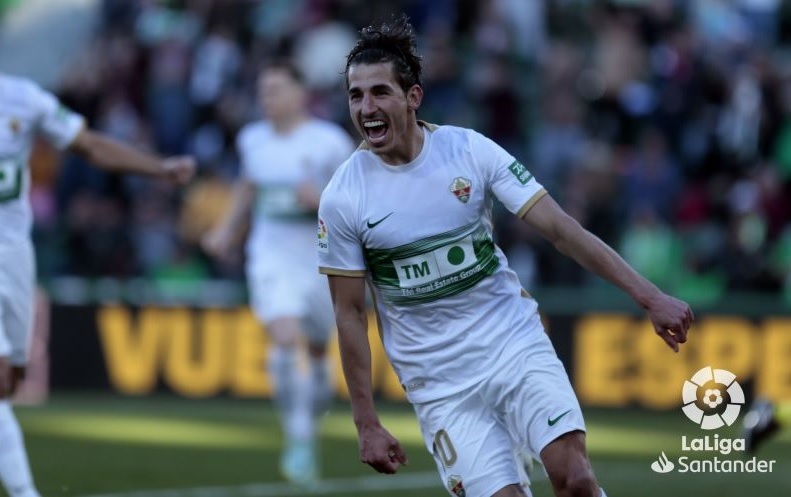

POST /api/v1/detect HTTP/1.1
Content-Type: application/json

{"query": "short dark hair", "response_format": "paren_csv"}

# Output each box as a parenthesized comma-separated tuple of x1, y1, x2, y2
(345, 14, 422, 92)
(262, 58, 305, 85)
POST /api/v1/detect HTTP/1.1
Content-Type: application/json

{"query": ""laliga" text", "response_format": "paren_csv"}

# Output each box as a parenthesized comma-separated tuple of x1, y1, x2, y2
(681, 435, 745, 455)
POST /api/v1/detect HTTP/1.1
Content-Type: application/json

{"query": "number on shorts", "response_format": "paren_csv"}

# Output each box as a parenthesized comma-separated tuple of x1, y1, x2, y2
(433, 429, 457, 468)
(0, 159, 22, 203)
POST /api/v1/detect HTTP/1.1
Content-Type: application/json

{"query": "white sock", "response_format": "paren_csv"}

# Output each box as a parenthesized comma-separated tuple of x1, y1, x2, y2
(309, 356, 328, 385)
(288, 372, 314, 442)
(0, 402, 40, 497)
(268, 346, 296, 416)
(268, 347, 313, 443)
(309, 355, 333, 417)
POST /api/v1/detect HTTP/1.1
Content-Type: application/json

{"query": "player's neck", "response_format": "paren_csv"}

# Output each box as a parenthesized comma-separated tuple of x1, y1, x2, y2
(379, 120, 424, 166)
(272, 113, 309, 134)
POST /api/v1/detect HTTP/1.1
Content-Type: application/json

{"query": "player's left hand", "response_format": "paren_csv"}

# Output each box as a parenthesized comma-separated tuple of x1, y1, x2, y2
(357, 424, 409, 474)
(646, 292, 694, 352)
(162, 156, 197, 185)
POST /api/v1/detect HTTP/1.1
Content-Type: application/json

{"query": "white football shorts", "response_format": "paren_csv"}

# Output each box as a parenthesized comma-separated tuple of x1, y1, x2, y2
(0, 240, 35, 365)
(245, 246, 334, 344)
(413, 313, 585, 497)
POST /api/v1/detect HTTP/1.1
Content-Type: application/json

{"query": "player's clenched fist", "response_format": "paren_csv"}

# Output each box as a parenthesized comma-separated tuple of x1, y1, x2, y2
(358, 425, 408, 474)
(646, 293, 695, 352)
(162, 156, 197, 185)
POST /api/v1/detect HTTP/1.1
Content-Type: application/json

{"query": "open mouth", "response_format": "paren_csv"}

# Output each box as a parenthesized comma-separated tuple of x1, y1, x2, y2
(363, 120, 389, 145)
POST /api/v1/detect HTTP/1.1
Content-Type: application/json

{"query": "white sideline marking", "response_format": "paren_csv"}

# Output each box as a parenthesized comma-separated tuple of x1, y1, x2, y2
(78, 472, 439, 497)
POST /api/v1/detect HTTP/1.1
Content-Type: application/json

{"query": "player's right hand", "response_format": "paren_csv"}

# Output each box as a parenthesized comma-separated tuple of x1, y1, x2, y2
(162, 156, 197, 185)
(357, 424, 408, 474)
(646, 292, 694, 352)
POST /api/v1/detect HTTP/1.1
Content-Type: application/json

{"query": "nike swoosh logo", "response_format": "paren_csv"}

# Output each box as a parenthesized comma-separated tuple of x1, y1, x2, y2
(366, 212, 394, 229)
(548, 410, 572, 426)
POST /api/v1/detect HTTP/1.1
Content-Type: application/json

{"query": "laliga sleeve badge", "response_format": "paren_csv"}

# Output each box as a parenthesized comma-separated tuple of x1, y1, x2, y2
(317, 218, 329, 253)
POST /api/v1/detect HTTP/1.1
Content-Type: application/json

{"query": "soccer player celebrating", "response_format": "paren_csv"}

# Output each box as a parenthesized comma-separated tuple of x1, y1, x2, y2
(0, 72, 195, 497)
(318, 15, 694, 497)
(202, 60, 354, 485)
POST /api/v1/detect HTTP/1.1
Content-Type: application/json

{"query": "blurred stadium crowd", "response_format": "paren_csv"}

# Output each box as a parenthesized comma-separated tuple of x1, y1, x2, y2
(11, 0, 791, 303)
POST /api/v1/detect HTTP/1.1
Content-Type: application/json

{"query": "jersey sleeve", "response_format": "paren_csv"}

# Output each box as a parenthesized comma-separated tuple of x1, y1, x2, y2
(317, 183, 366, 277)
(469, 130, 546, 217)
(32, 84, 85, 150)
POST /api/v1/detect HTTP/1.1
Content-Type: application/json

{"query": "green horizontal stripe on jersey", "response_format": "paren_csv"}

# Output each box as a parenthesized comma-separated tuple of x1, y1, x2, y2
(260, 211, 316, 221)
(365, 222, 479, 266)
(255, 185, 315, 219)
(364, 222, 500, 305)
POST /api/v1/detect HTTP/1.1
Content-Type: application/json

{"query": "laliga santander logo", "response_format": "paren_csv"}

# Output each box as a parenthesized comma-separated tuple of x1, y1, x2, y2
(681, 366, 745, 430)
(649, 367, 775, 475)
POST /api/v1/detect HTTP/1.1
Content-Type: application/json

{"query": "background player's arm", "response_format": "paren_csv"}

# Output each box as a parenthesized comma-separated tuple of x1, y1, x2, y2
(69, 128, 194, 183)
(201, 180, 256, 258)
(522, 194, 694, 352)
(327, 275, 407, 473)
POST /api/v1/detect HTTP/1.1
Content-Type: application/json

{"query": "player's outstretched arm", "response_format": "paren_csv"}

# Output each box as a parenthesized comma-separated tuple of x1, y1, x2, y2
(201, 181, 255, 259)
(327, 275, 408, 473)
(68, 128, 195, 184)
(522, 194, 694, 352)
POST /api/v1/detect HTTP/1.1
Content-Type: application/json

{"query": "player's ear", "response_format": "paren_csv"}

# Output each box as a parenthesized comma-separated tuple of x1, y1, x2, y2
(406, 85, 423, 112)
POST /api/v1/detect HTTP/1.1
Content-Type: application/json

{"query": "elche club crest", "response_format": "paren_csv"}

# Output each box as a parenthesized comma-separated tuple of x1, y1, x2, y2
(449, 177, 472, 204)
(447, 474, 465, 497)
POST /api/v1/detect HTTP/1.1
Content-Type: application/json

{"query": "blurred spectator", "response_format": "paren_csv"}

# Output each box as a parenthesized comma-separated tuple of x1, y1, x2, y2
(62, 191, 136, 277)
(620, 203, 683, 290)
(622, 126, 682, 222)
(189, 23, 242, 121)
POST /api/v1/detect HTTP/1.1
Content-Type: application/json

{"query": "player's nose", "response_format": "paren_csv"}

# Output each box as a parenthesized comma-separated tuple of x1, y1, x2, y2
(361, 93, 378, 114)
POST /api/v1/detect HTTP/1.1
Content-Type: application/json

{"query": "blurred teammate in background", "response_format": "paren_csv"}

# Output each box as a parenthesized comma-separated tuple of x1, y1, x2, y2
(0, 72, 195, 497)
(202, 60, 354, 485)
(318, 16, 694, 497)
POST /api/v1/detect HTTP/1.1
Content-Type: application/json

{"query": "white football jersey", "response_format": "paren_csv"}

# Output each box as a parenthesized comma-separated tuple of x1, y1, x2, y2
(237, 118, 354, 262)
(0, 73, 84, 244)
(318, 123, 548, 403)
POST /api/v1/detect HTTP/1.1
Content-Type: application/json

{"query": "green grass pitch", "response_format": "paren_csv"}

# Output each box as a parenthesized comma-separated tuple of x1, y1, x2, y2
(10, 394, 791, 496)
